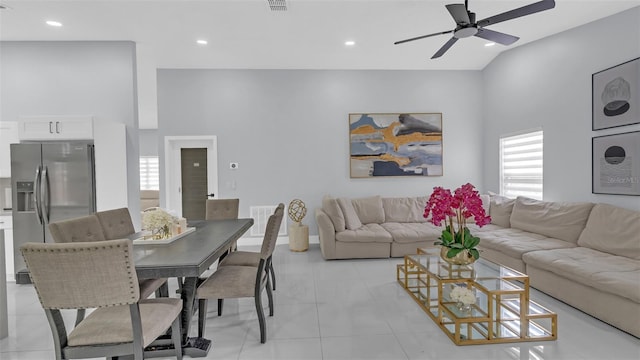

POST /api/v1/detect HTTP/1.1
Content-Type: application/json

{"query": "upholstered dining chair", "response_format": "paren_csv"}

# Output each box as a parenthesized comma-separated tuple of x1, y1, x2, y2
(95, 208, 168, 297)
(209, 199, 277, 291)
(48, 213, 167, 325)
(205, 198, 240, 251)
(20, 239, 183, 360)
(197, 203, 284, 344)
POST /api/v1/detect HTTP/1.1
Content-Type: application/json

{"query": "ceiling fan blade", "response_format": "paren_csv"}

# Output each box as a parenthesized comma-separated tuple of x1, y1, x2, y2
(431, 37, 459, 59)
(477, 0, 555, 28)
(475, 28, 519, 45)
(446, 4, 471, 25)
(394, 30, 454, 45)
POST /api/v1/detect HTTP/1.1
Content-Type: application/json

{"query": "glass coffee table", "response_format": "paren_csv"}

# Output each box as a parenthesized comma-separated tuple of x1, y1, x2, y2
(397, 248, 557, 345)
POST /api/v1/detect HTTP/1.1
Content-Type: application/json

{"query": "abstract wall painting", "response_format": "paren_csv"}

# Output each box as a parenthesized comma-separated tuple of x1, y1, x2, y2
(349, 113, 443, 178)
(592, 130, 640, 195)
(592, 57, 640, 130)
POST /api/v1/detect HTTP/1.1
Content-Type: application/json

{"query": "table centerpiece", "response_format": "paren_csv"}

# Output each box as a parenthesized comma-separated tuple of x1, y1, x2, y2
(424, 183, 491, 265)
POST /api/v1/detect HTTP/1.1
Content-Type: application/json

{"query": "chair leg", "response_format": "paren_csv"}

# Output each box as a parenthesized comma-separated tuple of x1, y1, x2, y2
(198, 299, 208, 339)
(254, 290, 267, 343)
(156, 281, 169, 298)
(217, 299, 224, 316)
(269, 262, 276, 291)
(171, 312, 183, 360)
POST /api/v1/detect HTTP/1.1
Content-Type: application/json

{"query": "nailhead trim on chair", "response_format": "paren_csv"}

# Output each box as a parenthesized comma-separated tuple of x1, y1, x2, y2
(22, 241, 139, 309)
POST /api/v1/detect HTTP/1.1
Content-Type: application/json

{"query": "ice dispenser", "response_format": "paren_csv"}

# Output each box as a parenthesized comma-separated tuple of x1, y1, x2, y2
(16, 181, 35, 212)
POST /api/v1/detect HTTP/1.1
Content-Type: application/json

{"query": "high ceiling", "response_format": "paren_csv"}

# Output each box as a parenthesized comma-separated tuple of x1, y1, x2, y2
(2, 0, 639, 70)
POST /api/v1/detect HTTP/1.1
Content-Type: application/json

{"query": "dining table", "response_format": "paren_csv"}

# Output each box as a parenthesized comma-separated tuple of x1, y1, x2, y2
(131, 218, 254, 357)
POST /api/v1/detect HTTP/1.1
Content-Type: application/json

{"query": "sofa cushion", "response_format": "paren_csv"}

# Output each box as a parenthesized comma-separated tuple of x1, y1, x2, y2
(510, 197, 594, 243)
(322, 196, 346, 232)
(382, 197, 429, 223)
(523, 247, 640, 303)
(380, 222, 442, 244)
(352, 196, 385, 224)
(577, 203, 640, 260)
(335, 224, 393, 243)
(477, 228, 575, 260)
(337, 198, 363, 230)
(489, 195, 515, 227)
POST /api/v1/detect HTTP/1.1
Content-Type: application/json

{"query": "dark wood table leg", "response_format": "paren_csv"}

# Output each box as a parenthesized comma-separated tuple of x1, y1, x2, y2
(180, 276, 212, 357)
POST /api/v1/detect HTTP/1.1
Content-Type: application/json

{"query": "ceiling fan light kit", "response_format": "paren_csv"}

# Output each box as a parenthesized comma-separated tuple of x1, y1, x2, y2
(394, 0, 556, 59)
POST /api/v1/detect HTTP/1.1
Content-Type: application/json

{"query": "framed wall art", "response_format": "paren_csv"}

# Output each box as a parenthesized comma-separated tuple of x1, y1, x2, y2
(592, 130, 640, 195)
(349, 113, 442, 178)
(592, 57, 640, 130)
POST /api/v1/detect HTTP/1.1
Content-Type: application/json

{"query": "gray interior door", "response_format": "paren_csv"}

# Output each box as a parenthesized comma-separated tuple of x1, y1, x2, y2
(181, 148, 207, 220)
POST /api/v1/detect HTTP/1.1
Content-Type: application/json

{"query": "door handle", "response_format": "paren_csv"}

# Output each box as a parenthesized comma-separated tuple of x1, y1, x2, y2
(34, 166, 43, 225)
(49, 121, 54, 134)
(42, 166, 50, 224)
(55, 121, 60, 134)
(208, 193, 215, 198)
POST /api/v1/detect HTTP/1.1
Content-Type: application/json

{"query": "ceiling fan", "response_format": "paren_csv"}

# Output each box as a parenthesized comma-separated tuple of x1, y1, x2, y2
(394, 0, 556, 59)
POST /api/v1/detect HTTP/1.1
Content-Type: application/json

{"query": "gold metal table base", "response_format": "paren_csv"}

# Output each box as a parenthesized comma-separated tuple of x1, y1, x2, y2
(397, 250, 557, 345)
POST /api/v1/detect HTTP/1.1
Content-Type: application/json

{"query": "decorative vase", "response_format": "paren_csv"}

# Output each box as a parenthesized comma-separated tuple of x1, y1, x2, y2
(440, 247, 477, 265)
(456, 302, 472, 313)
(152, 224, 171, 240)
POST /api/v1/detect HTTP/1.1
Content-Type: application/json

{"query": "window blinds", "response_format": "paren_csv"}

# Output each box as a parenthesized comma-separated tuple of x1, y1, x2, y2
(500, 130, 543, 200)
(140, 156, 160, 190)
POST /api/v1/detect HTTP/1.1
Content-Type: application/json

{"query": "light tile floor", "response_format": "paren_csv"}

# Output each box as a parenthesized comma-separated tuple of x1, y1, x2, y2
(2, 244, 639, 359)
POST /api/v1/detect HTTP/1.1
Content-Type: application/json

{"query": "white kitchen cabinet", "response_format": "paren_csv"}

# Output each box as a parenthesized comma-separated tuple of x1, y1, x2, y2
(0, 216, 13, 282)
(0, 122, 19, 177)
(18, 116, 94, 140)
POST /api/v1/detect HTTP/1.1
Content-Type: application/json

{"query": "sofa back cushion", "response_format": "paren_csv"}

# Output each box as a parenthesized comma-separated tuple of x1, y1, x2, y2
(382, 197, 427, 223)
(510, 197, 594, 243)
(577, 203, 640, 260)
(322, 196, 346, 232)
(489, 195, 515, 227)
(337, 198, 363, 230)
(352, 196, 385, 224)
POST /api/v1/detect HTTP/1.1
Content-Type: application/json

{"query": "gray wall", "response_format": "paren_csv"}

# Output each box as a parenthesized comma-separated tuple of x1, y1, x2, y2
(157, 70, 484, 235)
(482, 7, 640, 211)
(139, 129, 159, 156)
(0, 41, 142, 219)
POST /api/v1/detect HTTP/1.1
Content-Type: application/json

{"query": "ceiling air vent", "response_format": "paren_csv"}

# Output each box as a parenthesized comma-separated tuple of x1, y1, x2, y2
(268, 0, 287, 11)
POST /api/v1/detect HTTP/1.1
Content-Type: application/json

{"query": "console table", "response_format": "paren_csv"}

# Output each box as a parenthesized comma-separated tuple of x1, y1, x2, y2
(397, 248, 557, 345)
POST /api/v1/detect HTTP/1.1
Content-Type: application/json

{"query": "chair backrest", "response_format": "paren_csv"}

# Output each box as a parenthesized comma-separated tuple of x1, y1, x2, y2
(205, 199, 240, 220)
(49, 215, 107, 243)
(21, 239, 140, 309)
(260, 203, 285, 260)
(95, 207, 136, 239)
(140, 190, 160, 210)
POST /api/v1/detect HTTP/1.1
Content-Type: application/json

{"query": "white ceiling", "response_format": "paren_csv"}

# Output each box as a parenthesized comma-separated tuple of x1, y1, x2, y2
(2, 0, 640, 71)
(2, 0, 639, 128)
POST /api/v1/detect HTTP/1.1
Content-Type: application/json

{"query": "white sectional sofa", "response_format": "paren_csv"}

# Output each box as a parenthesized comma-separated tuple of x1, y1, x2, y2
(315, 194, 640, 338)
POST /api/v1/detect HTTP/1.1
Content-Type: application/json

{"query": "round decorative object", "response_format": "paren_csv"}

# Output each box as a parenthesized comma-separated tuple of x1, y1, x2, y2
(440, 247, 477, 265)
(456, 302, 472, 313)
(288, 199, 307, 224)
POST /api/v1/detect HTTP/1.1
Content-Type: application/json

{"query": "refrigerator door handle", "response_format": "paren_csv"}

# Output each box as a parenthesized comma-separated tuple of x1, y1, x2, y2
(42, 166, 50, 224)
(34, 166, 44, 225)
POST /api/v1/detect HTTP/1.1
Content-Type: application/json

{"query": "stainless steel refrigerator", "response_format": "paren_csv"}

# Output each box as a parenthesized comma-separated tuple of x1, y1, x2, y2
(10, 142, 96, 284)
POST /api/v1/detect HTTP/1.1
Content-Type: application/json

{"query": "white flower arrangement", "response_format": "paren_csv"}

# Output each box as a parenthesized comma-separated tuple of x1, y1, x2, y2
(142, 208, 177, 238)
(449, 286, 476, 305)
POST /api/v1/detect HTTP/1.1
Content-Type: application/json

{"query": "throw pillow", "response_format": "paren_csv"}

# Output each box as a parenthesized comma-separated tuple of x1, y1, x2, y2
(322, 196, 346, 232)
(352, 196, 385, 224)
(489, 194, 515, 227)
(337, 198, 363, 230)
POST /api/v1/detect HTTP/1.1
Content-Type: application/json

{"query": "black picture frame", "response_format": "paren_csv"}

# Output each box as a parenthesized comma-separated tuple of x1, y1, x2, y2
(592, 57, 640, 131)
(592, 130, 640, 195)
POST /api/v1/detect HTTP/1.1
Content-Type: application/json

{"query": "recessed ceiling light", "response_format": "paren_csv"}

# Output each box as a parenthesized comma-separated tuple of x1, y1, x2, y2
(46, 20, 63, 27)
(345, 40, 356, 46)
(484, 42, 496, 47)
(196, 39, 208, 45)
